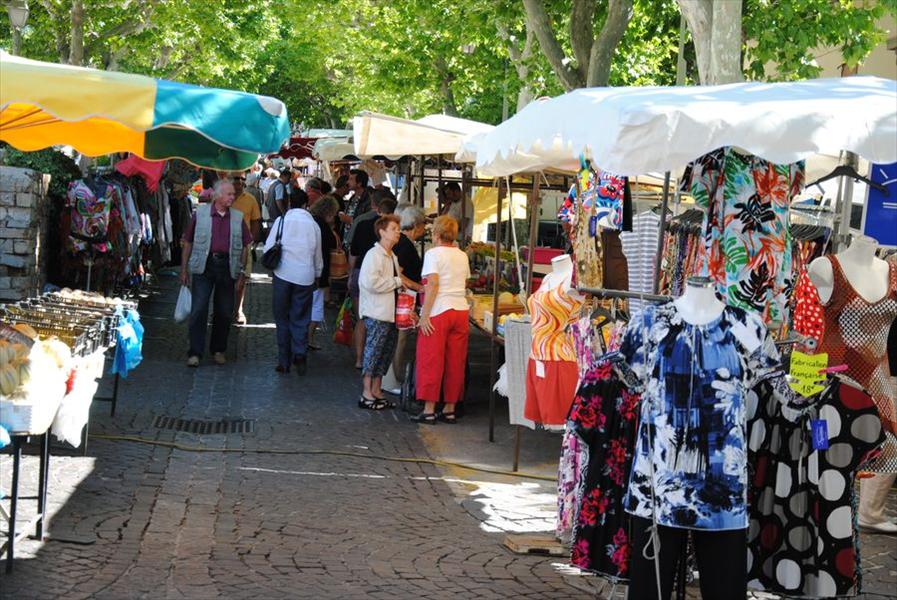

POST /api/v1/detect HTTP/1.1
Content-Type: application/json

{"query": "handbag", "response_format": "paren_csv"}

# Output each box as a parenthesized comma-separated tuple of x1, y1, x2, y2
(261, 215, 285, 270)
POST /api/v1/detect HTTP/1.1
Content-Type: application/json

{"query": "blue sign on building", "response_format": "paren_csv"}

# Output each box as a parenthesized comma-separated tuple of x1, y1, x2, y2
(863, 162, 897, 247)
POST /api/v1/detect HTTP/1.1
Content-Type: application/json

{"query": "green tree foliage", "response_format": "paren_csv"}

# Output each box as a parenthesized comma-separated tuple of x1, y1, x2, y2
(743, 0, 894, 81)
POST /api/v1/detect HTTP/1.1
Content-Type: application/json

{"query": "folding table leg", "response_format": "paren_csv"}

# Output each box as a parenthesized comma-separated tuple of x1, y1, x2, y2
(36, 433, 50, 539)
(5, 436, 22, 574)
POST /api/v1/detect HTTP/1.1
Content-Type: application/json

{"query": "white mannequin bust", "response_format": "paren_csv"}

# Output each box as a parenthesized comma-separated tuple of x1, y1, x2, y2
(540, 255, 581, 298)
(808, 235, 889, 304)
(674, 276, 726, 325)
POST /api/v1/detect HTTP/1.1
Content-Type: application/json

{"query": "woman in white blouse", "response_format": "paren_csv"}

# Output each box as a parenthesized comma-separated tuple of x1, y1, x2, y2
(358, 215, 414, 410)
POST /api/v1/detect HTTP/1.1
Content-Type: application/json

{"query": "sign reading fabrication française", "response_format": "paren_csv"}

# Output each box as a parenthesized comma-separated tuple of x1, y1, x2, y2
(863, 162, 897, 247)
(788, 351, 829, 397)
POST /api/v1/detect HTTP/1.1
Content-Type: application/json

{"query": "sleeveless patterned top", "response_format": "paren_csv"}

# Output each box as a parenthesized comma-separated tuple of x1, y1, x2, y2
(818, 255, 897, 435)
(528, 286, 584, 362)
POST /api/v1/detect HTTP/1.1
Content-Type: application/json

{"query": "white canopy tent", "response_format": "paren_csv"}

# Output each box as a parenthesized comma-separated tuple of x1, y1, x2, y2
(461, 77, 897, 177)
(312, 137, 356, 162)
(353, 111, 494, 159)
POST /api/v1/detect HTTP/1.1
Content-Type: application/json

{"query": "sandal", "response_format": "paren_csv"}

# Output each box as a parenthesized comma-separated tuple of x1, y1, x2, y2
(373, 396, 397, 408)
(437, 412, 457, 424)
(412, 412, 437, 424)
(358, 396, 390, 411)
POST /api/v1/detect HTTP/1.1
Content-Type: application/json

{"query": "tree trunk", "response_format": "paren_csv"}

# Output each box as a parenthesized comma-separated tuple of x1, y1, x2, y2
(434, 56, 459, 117)
(522, 0, 583, 91)
(708, 0, 742, 84)
(677, 0, 743, 85)
(570, 0, 596, 83)
(676, 0, 712, 84)
(69, 0, 85, 66)
(586, 0, 634, 87)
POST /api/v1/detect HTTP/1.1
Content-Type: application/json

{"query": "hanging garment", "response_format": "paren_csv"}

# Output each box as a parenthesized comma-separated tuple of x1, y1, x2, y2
(504, 317, 535, 430)
(684, 147, 805, 325)
(525, 285, 584, 425)
(621, 302, 780, 530)
(568, 360, 640, 580)
(746, 375, 884, 597)
(66, 179, 114, 253)
(557, 425, 588, 544)
(619, 210, 661, 317)
(817, 255, 897, 437)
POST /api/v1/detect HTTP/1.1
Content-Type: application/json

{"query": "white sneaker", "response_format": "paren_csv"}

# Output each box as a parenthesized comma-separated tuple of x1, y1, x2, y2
(858, 519, 897, 534)
(384, 387, 402, 396)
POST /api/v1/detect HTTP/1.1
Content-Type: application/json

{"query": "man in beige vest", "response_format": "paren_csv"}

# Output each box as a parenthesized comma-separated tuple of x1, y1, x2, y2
(180, 180, 253, 366)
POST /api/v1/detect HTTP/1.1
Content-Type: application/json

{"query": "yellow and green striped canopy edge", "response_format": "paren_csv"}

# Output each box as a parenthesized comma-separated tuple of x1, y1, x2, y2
(0, 52, 290, 170)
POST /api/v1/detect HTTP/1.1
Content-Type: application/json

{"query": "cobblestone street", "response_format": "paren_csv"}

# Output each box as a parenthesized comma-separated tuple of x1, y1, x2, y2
(1, 272, 896, 599)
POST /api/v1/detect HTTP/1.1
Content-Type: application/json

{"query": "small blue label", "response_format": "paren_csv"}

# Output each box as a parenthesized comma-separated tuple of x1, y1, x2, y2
(589, 215, 598, 237)
(811, 419, 829, 450)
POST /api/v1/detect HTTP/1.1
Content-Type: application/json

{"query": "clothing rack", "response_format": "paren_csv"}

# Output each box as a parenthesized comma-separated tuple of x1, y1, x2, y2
(577, 286, 672, 304)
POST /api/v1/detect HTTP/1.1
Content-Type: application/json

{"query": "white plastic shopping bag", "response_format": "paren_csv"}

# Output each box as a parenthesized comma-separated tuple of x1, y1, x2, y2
(174, 285, 192, 323)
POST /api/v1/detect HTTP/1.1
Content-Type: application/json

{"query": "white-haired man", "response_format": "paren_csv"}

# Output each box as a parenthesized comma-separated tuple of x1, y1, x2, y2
(180, 180, 253, 366)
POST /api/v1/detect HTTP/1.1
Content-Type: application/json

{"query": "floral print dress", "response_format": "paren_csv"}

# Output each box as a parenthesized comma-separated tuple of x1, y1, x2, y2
(684, 147, 805, 325)
(621, 302, 780, 530)
(568, 360, 640, 580)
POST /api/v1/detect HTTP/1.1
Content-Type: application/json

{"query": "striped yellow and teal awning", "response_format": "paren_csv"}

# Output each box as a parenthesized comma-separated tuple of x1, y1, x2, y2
(0, 52, 290, 170)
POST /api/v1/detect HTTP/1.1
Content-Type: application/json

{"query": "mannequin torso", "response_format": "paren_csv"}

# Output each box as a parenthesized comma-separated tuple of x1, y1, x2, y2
(673, 276, 726, 325)
(808, 235, 889, 304)
(540, 254, 583, 300)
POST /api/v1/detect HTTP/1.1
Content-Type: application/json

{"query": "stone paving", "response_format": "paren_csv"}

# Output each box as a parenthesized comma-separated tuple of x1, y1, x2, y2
(1, 270, 895, 599)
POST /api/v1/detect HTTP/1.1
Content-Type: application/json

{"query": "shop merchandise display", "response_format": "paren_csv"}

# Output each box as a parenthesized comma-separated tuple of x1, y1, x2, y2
(809, 241, 897, 436)
(621, 298, 779, 530)
(566, 360, 639, 580)
(618, 210, 661, 317)
(0, 290, 140, 442)
(525, 256, 584, 426)
(683, 147, 805, 325)
(655, 209, 703, 298)
(62, 166, 186, 293)
(747, 375, 884, 597)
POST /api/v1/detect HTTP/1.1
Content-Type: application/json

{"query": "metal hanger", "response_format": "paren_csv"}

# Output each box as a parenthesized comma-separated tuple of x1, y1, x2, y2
(805, 164, 887, 195)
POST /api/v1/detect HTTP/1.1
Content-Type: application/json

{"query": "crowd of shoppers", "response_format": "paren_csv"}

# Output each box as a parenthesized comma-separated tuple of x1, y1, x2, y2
(180, 165, 471, 424)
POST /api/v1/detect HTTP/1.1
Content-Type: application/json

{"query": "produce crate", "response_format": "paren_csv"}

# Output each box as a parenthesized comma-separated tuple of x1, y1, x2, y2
(0, 395, 63, 435)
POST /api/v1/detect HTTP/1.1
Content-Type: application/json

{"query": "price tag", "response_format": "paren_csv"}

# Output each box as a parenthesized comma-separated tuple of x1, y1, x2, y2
(811, 419, 829, 450)
(788, 351, 828, 397)
(535, 360, 545, 379)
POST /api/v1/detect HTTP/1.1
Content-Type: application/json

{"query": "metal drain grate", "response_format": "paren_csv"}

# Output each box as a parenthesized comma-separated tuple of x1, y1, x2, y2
(152, 416, 255, 435)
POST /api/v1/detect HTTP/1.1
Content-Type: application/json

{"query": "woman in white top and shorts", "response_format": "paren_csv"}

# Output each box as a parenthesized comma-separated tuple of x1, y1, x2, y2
(413, 215, 471, 424)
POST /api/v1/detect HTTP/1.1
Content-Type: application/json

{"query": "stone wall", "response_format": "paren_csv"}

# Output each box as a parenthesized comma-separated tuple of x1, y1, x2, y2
(0, 166, 51, 301)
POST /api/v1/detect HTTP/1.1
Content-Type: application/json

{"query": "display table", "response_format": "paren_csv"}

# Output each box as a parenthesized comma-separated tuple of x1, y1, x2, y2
(1, 290, 141, 570)
(1, 432, 50, 573)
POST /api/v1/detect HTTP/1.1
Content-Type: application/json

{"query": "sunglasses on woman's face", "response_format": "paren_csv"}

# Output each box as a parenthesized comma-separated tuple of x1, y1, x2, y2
(233, 177, 246, 182)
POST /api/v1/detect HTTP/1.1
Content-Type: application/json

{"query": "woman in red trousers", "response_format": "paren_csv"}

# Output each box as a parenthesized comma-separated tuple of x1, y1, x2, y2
(413, 215, 470, 424)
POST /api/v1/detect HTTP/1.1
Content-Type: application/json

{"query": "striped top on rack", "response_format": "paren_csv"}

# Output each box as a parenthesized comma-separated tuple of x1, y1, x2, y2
(619, 210, 661, 317)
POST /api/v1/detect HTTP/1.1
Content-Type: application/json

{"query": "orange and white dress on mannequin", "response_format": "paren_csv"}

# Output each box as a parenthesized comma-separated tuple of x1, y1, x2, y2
(524, 285, 584, 425)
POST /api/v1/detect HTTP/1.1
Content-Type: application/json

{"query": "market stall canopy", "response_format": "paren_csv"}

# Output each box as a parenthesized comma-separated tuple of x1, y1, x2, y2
(0, 52, 290, 170)
(304, 128, 353, 139)
(353, 111, 494, 159)
(274, 136, 318, 161)
(462, 77, 897, 177)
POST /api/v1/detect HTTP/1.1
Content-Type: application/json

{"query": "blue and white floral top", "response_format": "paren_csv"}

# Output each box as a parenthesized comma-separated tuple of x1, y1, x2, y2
(621, 303, 779, 530)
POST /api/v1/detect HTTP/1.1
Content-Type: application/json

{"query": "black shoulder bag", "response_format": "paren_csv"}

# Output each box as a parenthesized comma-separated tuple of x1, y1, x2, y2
(261, 215, 285, 270)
